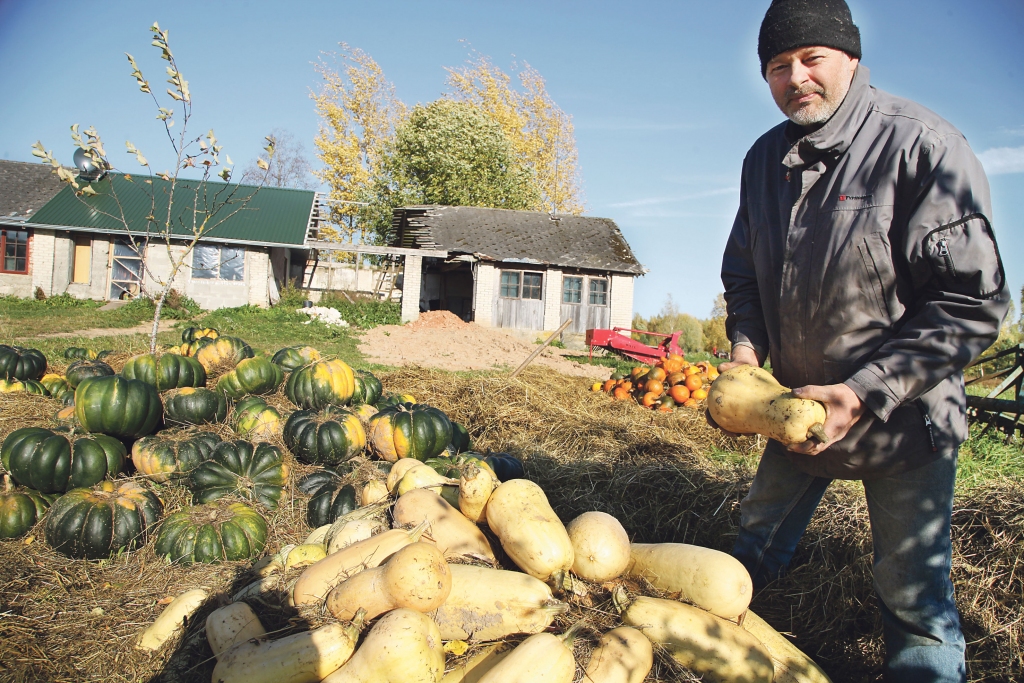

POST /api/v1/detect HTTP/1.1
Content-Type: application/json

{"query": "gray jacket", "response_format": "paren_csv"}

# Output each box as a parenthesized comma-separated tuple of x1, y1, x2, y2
(722, 66, 1010, 479)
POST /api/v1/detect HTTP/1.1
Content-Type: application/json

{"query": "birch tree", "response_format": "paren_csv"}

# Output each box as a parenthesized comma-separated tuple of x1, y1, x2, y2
(32, 22, 274, 354)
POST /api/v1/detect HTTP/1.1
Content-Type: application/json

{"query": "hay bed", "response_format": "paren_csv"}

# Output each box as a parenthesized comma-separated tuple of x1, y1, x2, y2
(0, 368, 1020, 682)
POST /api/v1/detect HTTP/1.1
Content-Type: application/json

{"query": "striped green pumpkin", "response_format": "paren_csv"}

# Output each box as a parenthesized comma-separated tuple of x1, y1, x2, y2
(1, 427, 126, 494)
(216, 357, 284, 400)
(163, 387, 227, 426)
(121, 353, 207, 391)
(154, 501, 267, 564)
(74, 376, 162, 439)
(188, 441, 289, 509)
(285, 358, 355, 410)
(367, 403, 453, 462)
(283, 406, 366, 466)
(44, 480, 163, 559)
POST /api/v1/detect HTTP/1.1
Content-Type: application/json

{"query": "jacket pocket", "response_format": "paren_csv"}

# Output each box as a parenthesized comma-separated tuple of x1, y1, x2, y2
(857, 232, 900, 323)
(924, 215, 1005, 298)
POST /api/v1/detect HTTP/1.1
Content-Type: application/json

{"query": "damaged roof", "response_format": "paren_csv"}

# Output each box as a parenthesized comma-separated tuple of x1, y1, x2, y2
(391, 205, 646, 275)
(0, 160, 66, 222)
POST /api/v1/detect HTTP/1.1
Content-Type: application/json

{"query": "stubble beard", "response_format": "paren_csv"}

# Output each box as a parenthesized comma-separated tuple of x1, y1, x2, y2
(784, 78, 851, 127)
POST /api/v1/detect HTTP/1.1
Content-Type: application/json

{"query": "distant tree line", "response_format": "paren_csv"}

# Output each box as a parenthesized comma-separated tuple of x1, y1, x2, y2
(632, 293, 731, 356)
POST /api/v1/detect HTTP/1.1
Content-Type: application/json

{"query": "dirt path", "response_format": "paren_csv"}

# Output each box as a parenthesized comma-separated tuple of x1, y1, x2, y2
(29, 320, 176, 339)
(358, 311, 610, 378)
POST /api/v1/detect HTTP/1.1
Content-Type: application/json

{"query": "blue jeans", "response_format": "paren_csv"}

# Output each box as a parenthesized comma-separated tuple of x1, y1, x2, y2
(733, 447, 966, 683)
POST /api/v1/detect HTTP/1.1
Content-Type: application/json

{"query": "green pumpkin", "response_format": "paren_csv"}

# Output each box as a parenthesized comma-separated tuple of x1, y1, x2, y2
(375, 392, 417, 409)
(216, 357, 284, 400)
(194, 336, 254, 373)
(351, 370, 384, 406)
(66, 359, 115, 389)
(284, 406, 366, 466)
(0, 477, 57, 539)
(188, 440, 289, 509)
(121, 353, 207, 391)
(64, 347, 98, 361)
(298, 470, 357, 527)
(1, 427, 127, 494)
(271, 345, 322, 372)
(74, 376, 163, 440)
(231, 396, 285, 442)
(0, 378, 47, 395)
(181, 326, 220, 344)
(446, 421, 472, 455)
(0, 345, 46, 381)
(285, 358, 356, 411)
(44, 480, 163, 559)
(131, 429, 221, 483)
(40, 373, 70, 397)
(367, 403, 453, 462)
(163, 387, 227, 426)
(154, 501, 267, 564)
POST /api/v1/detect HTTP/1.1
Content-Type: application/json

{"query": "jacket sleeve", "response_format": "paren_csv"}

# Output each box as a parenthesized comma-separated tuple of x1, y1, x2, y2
(722, 158, 771, 362)
(845, 131, 1011, 421)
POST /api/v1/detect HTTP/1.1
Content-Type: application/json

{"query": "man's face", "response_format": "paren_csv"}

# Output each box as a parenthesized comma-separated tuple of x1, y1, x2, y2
(766, 46, 859, 127)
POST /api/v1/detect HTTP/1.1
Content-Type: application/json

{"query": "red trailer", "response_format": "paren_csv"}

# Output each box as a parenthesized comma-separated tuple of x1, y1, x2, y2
(585, 327, 686, 365)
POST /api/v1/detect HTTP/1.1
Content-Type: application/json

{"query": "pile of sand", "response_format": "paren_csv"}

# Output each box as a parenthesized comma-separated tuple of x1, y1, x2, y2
(359, 311, 608, 378)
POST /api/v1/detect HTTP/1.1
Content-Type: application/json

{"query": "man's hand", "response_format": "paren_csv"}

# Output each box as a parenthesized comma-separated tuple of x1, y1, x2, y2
(717, 344, 760, 373)
(786, 383, 865, 456)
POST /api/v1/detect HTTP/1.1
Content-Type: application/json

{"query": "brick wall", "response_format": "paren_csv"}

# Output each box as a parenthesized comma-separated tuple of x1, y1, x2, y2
(609, 274, 635, 333)
(542, 268, 563, 330)
(400, 254, 423, 323)
(29, 229, 55, 296)
(247, 249, 270, 307)
(473, 263, 496, 326)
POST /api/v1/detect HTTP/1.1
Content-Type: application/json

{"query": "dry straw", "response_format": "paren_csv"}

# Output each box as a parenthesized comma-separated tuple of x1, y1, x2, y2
(0, 368, 1020, 682)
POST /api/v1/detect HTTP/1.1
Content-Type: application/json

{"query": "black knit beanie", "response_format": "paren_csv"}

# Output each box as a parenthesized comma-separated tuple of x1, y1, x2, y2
(758, 0, 861, 77)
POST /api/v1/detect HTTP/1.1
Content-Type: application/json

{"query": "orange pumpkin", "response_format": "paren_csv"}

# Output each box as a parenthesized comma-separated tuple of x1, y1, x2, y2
(692, 387, 708, 401)
(662, 358, 683, 374)
(706, 367, 720, 381)
(603, 380, 616, 393)
(620, 381, 633, 392)
(647, 367, 667, 382)
(641, 392, 659, 407)
(630, 367, 647, 378)
(683, 398, 698, 408)
(645, 379, 665, 396)
(669, 385, 691, 403)
(613, 387, 630, 401)
(666, 372, 686, 386)
(684, 374, 704, 392)
(684, 365, 702, 377)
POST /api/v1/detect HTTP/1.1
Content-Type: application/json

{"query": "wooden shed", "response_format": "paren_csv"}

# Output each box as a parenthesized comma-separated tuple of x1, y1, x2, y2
(389, 205, 646, 335)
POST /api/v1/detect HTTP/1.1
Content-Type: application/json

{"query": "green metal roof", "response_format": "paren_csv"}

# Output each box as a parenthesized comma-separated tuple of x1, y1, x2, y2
(27, 172, 313, 247)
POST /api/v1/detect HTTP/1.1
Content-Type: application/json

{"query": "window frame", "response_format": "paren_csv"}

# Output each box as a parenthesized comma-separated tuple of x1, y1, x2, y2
(588, 277, 609, 306)
(521, 272, 543, 300)
(0, 229, 30, 275)
(562, 276, 583, 304)
(499, 269, 544, 300)
(192, 243, 246, 282)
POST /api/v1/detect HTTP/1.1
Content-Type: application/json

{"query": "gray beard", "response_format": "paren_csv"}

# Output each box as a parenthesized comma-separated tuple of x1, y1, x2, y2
(785, 78, 852, 128)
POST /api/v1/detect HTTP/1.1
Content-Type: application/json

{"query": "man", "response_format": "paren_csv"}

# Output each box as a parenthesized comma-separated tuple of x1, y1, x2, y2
(713, 1, 1010, 681)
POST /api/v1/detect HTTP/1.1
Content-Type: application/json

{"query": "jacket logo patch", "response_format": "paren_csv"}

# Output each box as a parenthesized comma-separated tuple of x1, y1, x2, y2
(839, 194, 871, 201)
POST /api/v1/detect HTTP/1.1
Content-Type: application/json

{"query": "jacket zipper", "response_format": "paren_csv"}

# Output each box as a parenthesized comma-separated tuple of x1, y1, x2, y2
(922, 412, 938, 453)
(937, 238, 956, 278)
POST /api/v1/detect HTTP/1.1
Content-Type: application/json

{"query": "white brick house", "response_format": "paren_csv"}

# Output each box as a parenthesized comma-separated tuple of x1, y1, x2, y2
(390, 206, 646, 335)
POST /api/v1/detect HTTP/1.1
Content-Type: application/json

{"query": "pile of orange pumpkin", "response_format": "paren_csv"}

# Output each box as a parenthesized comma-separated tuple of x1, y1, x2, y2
(590, 355, 720, 412)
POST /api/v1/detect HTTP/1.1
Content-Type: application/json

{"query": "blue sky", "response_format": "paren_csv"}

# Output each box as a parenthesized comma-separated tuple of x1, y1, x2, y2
(1, 0, 1021, 318)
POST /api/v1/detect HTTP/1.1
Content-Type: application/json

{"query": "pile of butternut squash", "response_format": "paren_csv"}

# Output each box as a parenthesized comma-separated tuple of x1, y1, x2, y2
(142, 453, 831, 683)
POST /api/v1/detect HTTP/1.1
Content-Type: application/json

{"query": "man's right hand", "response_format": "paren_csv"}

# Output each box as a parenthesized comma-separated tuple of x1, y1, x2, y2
(717, 344, 760, 373)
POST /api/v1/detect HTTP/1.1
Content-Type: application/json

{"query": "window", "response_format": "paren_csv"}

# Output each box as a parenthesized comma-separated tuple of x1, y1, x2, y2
(72, 235, 91, 283)
(0, 229, 29, 274)
(110, 239, 145, 299)
(522, 272, 542, 300)
(499, 271, 520, 298)
(562, 276, 582, 304)
(193, 244, 245, 281)
(589, 278, 608, 305)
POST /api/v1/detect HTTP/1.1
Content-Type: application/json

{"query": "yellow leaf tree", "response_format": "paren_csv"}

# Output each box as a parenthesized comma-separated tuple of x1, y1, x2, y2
(445, 54, 584, 214)
(312, 44, 407, 241)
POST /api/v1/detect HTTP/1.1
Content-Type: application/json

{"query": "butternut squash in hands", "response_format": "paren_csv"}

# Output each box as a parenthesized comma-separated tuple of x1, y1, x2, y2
(326, 542, 451, 621)
(707, 366, 828, 445)
(322, 608, 445, 683)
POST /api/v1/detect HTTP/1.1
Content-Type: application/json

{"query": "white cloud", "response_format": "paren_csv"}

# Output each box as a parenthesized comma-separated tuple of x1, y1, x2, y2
(977, 145, 1024, 175)
(607, 186, 738, 208)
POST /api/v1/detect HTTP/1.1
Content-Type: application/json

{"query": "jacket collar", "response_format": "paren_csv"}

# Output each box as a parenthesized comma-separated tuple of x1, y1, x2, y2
(783, 65, 873, 168)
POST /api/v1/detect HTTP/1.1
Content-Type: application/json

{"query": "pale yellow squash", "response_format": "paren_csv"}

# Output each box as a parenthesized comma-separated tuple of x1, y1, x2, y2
(625, 542, 752, 620)
(326, 542, 452, 621)
(440, 644, 510, 683)
(476, 624, 581, 683)
(292, 522, 429, 605)
(485, 479, 573, 583)
(326, 518, 387, 555)
(397, 463, 457, 496)
(741, 609, 834, 683)
(322, 608, 445, 683)
(135, 588, 208, 651)
(583, 627, 653, 683)
(212, 617, 362, 683)
(565, 511, 630, 582)
(304, 523, 333, 547)
(707, 366, 828, 445)
(431, 564, 567, 641)
(232, 575, 282, 602)
(360, 480, 389, 506)
(206, 602, 266, 658)
(386, 458, 423, 493)
(393, 488, 496, 562)
(285, 543, 328, 570)
(621, 595, 773, 683)
(458, 464, 496, 524)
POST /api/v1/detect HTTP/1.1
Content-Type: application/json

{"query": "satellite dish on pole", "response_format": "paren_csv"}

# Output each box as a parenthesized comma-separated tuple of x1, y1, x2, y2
(73, 148, 106, 181)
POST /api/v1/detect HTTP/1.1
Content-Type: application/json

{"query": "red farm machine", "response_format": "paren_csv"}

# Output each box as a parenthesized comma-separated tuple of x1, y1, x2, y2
(585, 327, 687, 365)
